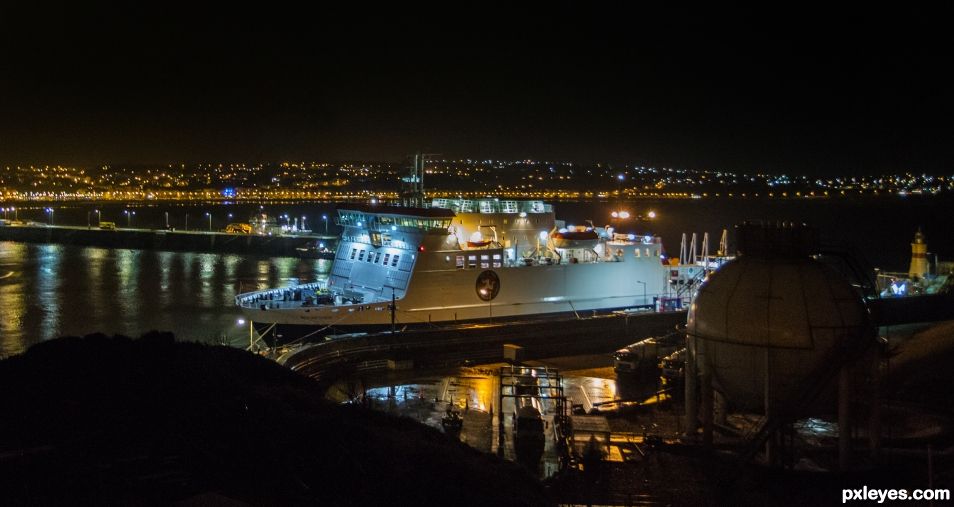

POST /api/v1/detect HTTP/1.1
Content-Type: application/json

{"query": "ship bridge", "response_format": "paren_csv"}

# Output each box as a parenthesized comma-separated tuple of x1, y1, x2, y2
(331, 204, 457, 303)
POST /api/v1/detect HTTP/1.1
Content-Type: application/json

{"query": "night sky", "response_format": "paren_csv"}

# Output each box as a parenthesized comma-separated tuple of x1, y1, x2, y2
(1, 4, 952, 175)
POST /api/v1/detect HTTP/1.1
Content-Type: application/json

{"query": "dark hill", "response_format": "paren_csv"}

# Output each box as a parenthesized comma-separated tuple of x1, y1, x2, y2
(0, 332, 550, 506)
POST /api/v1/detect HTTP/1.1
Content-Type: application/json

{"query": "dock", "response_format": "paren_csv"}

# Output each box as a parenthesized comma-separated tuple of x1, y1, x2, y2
(271, 310, 687, 386)
(0, 224, 337, 258)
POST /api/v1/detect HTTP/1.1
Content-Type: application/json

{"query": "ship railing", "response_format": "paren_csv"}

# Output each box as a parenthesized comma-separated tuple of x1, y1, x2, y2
(235, 281, 325, 308)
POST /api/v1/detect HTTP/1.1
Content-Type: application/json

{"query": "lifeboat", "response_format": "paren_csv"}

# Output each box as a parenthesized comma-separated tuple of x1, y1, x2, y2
(551, 228, 600, 249)
(467, 240, 492, 248)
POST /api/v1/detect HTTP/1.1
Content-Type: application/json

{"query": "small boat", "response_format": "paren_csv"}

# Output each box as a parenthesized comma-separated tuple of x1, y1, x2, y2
(551, 227, 599, 249)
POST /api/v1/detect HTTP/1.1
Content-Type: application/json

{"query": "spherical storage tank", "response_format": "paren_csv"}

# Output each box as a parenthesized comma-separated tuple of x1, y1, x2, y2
(687, 223, 872, 415)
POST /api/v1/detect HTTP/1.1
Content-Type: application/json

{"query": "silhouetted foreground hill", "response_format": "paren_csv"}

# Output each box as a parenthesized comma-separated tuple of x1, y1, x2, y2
(0, 333, 550, 506)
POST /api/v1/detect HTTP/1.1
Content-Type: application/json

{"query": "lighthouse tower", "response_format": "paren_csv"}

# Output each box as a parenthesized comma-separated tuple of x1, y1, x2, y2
(908, 229, 929, 279)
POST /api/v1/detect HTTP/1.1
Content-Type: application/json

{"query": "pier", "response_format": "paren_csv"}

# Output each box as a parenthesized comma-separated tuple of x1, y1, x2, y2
(0, 224, 337, 258)
(268, 310, 687, 387)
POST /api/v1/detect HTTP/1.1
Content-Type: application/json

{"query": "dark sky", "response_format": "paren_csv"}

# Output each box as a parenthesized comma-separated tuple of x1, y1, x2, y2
(1, 3, 953, 175)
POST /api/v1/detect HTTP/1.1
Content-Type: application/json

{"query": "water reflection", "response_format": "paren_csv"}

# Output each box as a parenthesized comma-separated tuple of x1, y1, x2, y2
(0, 241, 330, 357)
(0, 242, 28, 353)
(34, 245, 62, 343)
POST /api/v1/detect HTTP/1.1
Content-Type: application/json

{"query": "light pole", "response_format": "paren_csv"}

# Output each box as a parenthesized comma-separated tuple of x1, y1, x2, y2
(95, 209, 101, 226)
(301, 215, 307, 232)
(206, 212, 212, 231)
(636, 280, 647, 308)
(124, 210, 135, 228)
(480, 289, 493, 323)
(165, 211, 170, 229)
(45, 207, 54, 225)
(322, 214, 328, 234)
(185, 213, 189, 231)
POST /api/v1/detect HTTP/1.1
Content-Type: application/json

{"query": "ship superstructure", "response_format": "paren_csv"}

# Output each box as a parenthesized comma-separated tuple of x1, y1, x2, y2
(236, 199, 671, 340)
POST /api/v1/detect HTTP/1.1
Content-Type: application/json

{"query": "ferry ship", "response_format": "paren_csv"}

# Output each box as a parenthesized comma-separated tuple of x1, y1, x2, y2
(236, 198, 673, 343)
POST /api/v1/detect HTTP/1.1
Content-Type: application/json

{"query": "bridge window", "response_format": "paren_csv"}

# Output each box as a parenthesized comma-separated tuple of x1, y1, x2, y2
(374, 252, 382, 263)
(383, 253, 391, 265)
(456, 255, 465, 269)
(350, 248, 357, 260)
(391, 254, 400, 267)
(492, 253, 502, 268)
(480, 254, 489, 269)
(358, 250, 366, 261)
(468, 255, 477, 268)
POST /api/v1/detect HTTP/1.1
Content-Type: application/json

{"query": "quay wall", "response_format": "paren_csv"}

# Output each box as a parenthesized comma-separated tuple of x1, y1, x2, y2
(280, 311, 687, 386)
(0, 225, 335, 258)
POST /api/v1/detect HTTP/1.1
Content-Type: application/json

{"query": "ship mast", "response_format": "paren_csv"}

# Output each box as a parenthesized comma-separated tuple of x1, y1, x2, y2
(400, 152, 438, 208)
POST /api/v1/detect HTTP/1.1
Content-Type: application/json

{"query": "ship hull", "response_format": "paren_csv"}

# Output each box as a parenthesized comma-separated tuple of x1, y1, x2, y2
(252, 304, 647, 344)
(243, 252, 666, 344)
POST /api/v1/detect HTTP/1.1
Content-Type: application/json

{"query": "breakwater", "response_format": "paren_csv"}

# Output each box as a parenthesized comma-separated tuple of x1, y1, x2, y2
(0, 224, 336, 258)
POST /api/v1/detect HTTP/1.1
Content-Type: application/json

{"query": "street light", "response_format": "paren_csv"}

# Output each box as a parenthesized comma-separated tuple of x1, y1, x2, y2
(45, 207, 54, 225)
(301, 215, 307, 232)
(95, 209, 101, 226)
(205, 212, 212, 231)
(479, 288, 492, 323)
(636, 280, 648, 307)
(185, 213, 189, 231)
(322, 214, 328, 234)
(124, 210, 135, 228)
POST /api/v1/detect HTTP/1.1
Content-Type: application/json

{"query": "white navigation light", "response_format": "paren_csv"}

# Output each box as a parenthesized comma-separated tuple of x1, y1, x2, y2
(557, 228, 567, 234)
(627, 233, 636, 241)
(391, 225, 397, 231)
(236, 318, 246, 326)
(619, 211, 630, 219)
(644, 235, 652, 243)
(470, 231, 483, 242)
(648, 210, 657, 219)
(519, 211, 527, 218)
(357, 221, 362, 227)
(611, 211, 619, 218)
(539, 231, 549, 241)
